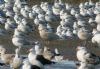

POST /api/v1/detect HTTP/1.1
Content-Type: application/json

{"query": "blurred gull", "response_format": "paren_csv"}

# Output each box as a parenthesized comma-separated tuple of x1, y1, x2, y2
(17, 18, 33, 33)
(43, 46, 55, 60)
(0, 47, 15, 64)
(76, 46, 100, 64)
(54, 48, 63, 61)
(10, 48, 23, 69)
(88, 18, 97, 28)
(38, 24, 59, 41)
(77, 27, 92, 46)
(95, 13, 100, 24)
(45, 9, 57, 23)
(92, 33, 100, 47)
(77, 62, 95, 69)
(22, 59, 33, 69)
(28, 47, 55, 69)
(97, 24, 100, 31)
(5, 18, 17, 31)
(12, 34, 34, 48)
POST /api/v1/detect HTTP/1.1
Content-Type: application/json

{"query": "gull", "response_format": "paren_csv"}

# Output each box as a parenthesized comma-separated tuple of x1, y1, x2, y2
(32, 5, 44, 14)
(14, 13, 23, 24)
(5, 10, 15, 18)
(28, 48, 44, 69)
(24, 5, 31, 11)
(73, 29, 78, 35)
(52, 0, 63, 16)
(77, 27, 92, 46)
(0, 15, 6, 24)
(22, 59, 35, 69)
(28, 47, 55, 66)
(76, 46, 100, 64)
(79, 2, 84, 8)
(88, 18, 97, 28)
(34, 42, 43, 55)
(77, 19, 87, 27)
(60, 10, 68, 20)
(88, 0, 95, 7)
(45, 9, 57, 23)
(22, 59, 31, 69)
(34, 16, 42, 26)
(54, 48, 63, 61)
(94, 2, 100, 14)
(80, 8, 88, 17)
(77, 62, 95, 69)
(92, 28, 100, 36)
(14, 0, 27, 9)
(0, 45, 5, 53)
(65, 3, 72, 11)
(17, 20, 33, 34)
(95, 13, 100, 24)
(4, 1, 14, 10)
(65, 29, 74, 38)
(10, 48, 23, 69)
(20, 8, 29, 18)
(43, 46, 55, 60)
(70, 8, 77, 16)
(38, 13, 45, 22)
(13, 4, 20, 13)
(4, 18, 17, 31)
(12, 34, 34, 48)
(92, 33, 100, 47)
(0, 47, 15, 64)
(97, 24, 100, 31)
(22, 58, 44, 69)
(0, 1, 5, 10)
(29, 11, 35, 19)
(38, 24, 59, 41)
(46, 23, 53, 32)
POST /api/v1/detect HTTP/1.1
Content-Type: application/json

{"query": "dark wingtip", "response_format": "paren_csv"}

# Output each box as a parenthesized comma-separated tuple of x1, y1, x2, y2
(52, 61, 56, 64)
(75, 62, 80, 66)
(6, 16, 10, 18)
(0, 63, 6, 66)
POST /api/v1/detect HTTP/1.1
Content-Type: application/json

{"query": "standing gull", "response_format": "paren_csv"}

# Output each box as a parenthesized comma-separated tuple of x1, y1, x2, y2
(10, 48, 23, 69)
(0, 47, 15, 64)
(76, 46, 100, 64)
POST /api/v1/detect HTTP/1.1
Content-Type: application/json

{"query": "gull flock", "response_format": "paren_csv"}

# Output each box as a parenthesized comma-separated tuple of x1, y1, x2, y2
(0, 0, 100, 69)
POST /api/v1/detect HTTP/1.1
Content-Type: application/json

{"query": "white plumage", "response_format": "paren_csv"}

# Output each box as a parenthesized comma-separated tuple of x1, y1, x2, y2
(76, 46, 100, 64)
(92, 33, 100, 47)
(78, 62, 95, 69)
(28, 48, 44, 69)
(22, 59, 32, 69)
(10, 48, 23, 69)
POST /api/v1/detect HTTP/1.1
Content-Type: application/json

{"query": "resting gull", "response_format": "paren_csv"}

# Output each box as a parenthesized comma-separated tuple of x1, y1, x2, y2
(76, 46, 100, 64)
